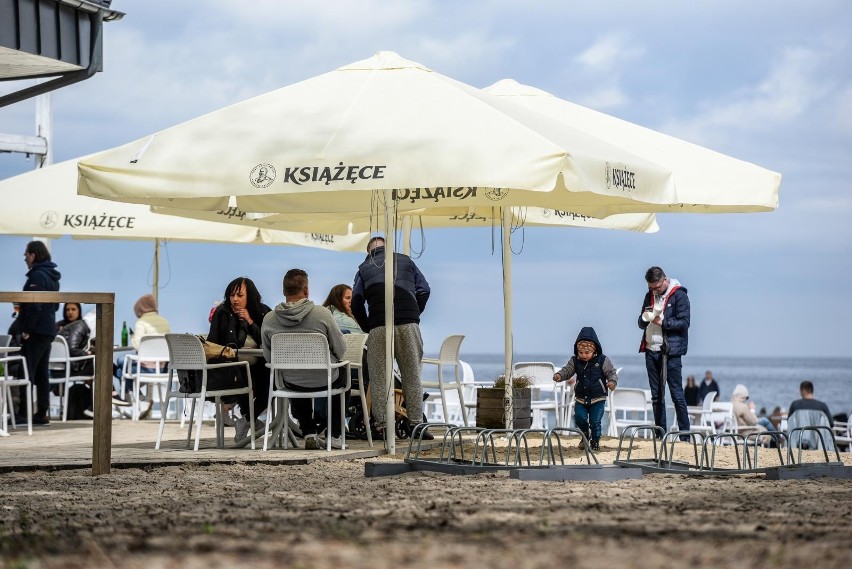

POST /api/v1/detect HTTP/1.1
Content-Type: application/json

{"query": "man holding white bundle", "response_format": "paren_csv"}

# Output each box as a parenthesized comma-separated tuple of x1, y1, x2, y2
(638, 266, 691, 438)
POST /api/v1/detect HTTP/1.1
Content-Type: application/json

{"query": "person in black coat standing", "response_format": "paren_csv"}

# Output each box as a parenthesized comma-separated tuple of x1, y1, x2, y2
(638, 266, 690, 437)
(19, 241, 61, 425)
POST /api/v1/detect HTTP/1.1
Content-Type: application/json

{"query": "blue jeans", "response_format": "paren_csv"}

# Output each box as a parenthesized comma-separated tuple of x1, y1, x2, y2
(645, 351, 690, 435)
(574, 400, 606, 443)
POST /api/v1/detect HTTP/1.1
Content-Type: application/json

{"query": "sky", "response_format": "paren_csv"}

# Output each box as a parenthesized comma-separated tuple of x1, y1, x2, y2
(1, 0, 850, 359)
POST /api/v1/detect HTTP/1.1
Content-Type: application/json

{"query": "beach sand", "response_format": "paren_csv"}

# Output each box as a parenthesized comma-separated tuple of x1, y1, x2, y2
(2, 438, 851, 568)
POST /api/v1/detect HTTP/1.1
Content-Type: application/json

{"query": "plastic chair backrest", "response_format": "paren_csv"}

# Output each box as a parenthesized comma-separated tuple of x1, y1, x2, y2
(0, 334, 10, 348)
(343, 334, 367, 366)
(271, 333, 331, 369)
(611, 388, 650, 413)
(512, 362, 556, 387)
(437, 334, 465, 363)
(164, 334, 206, 370)
(49, 336, 71, 360)
(137, 335, 169, 359)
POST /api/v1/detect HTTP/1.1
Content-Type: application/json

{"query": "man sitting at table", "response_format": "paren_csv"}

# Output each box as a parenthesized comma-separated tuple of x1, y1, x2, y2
(261, 268, 348, 450)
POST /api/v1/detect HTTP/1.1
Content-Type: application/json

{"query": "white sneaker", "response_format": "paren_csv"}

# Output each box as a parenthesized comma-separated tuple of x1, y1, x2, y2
(329, 435, 345, 450)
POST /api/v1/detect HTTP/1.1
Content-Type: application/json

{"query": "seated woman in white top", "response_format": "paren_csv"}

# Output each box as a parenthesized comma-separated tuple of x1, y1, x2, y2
(322, 284, 364, 335)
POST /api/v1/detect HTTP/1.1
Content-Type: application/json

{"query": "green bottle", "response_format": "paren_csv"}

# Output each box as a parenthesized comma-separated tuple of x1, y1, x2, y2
(121, 321, 128, 347)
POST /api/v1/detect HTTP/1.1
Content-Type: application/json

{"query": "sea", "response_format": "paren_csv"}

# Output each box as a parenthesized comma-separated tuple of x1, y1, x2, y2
(462, 354, 852, 419)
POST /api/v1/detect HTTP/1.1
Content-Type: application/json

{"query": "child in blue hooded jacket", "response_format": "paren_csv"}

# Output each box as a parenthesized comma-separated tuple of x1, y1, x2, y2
(553, 326, 618, 451)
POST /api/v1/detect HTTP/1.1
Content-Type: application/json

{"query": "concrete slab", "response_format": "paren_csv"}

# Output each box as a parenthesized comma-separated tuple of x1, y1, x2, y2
(510, 464, 644, 481)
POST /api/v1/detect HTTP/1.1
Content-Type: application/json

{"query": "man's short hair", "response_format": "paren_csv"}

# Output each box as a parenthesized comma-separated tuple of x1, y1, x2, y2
(800, 380, 814, 394)
(645, 266, 666, 283)
(367, 236, 385, 252)
(283, 268, 308, 296)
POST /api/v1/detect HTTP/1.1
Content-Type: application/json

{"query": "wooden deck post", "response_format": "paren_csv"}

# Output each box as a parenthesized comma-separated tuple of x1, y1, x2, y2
(0, 291, 115, 475)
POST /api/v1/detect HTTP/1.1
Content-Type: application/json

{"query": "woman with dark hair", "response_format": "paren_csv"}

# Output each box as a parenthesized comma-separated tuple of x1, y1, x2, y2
(322, 284, 364, 334)
(207, 277, 271, 447)
(19, 240, 61, 425)
(56, 302, 92, 375)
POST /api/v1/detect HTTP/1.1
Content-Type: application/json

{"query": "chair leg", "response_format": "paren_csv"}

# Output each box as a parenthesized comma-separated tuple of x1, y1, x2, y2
(247, 385, 256, 451)
(193, 389, 206, 451)
(186, 399, 196, 449)
(455, 365, 468, 427)
(155, 393, 170, 450)
(263, 384, 274, 452)
(359, 388, 373, 447)
(438, 367, 449, 424)
(282, 398, 290, 450)
(339, 392, 346, 450)
(327, 393, 333, 451)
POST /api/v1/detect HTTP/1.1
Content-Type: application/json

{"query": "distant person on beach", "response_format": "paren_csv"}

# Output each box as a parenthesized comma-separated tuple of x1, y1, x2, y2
(207, 277, 271, 447)
(697, 369, 720, 403)
(788, 380, 833, 427)
(261, 268, 348, 450)
(18, 240, 61, 426)
(553, 326, 618, 452)
(683, 375, 699, 406)
(351, 236, 431, 440)
(637, 266, 690, 437)
(731, 384, 774, 432)
(323, 284, 364, 335)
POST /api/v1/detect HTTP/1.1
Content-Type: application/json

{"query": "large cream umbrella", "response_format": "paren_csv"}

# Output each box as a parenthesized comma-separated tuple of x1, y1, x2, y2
(484, 79, 781, 213)
(0, 157, 370, 304)
(76, 52, 778, 450)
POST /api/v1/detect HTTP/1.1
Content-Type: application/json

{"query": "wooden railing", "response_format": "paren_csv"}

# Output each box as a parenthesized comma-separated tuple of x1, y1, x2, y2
(0, 291, 114, 475)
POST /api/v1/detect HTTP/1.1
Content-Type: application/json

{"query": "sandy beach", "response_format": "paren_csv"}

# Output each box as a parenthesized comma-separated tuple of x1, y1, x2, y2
(2, 433, 851, 569)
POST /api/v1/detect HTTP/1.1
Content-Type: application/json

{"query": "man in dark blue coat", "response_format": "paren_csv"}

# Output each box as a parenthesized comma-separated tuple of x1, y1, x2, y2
(638, 266, 690, 437)
(19, 240, 61, 425)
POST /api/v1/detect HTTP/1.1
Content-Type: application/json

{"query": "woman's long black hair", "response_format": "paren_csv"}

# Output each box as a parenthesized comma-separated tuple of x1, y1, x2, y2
(223, 277, 265, 323)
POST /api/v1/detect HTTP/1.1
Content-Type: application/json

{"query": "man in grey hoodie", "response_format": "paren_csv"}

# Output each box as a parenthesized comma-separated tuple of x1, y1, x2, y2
(261, 268, 348, 449)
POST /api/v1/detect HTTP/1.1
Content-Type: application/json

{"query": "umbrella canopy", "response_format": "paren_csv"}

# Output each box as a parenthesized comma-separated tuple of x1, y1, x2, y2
(74, 51, 778, 450)
(484, 79, 781, 212)
(77, 51, 681, 217)
(1, 156, 369, 251)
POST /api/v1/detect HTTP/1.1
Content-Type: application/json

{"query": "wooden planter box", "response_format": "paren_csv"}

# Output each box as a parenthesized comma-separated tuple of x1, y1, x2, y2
(475, 387, 532, 429)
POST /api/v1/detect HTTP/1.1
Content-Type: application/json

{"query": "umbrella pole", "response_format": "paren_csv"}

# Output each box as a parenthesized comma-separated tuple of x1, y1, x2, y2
(502, 208, 513, 429)
(383, 190, 396, 454)
(152, 239, 160, 306)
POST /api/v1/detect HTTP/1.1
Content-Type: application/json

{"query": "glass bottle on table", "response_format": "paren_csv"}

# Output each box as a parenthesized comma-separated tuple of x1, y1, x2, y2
(121, 321, 128, 347)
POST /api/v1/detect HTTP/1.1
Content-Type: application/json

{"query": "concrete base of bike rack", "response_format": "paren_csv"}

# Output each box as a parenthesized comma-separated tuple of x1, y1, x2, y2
(510, 464, 643, 482)
(765, 463, 851, 480)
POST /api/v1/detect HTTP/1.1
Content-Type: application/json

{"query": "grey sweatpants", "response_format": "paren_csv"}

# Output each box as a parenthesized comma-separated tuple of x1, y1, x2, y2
(367, 323, 424, 427)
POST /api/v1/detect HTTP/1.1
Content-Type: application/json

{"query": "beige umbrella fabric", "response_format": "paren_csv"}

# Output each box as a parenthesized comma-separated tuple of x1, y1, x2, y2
(484, 79, 781, 213)
(74, 51, 778, 450)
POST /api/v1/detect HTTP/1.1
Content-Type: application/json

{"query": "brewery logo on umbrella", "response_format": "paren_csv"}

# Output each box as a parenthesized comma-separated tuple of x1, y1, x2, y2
(250, 164, 276, 188)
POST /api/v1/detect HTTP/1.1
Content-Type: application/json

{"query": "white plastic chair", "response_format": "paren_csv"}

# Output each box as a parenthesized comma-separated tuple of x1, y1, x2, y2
(512, 362, 561, 429)
(156, 334, 255, 451)
(421, 334, 467, 426)
(124, 335, 171, 421)
(48, 335, 95, 421)
(607, 387, 654, 437)
(682, 391, 717, 437)
(343, 333, 372, 447)
(1, 337, 32, 435)
(263, 332, 351, 452)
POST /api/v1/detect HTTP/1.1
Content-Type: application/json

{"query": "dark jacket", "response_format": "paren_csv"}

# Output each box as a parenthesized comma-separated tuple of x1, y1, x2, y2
(637, 285, 690, 356)
(20, 261, 61, 337)
(207, 303, 271, 349)
(57, 319, 90, 358)
(351, 247, 430, 332)
(554, 326, 618, 405)
(697, 379, 720, 403)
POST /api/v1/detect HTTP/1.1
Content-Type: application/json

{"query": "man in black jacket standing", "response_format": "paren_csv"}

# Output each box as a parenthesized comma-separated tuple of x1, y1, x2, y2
(19, 240, 61, 425)
(352, 236, 430, 437)
(638, 266, 690, 437)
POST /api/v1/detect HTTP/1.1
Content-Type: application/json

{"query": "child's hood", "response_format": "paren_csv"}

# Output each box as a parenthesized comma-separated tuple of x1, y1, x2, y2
(574, 326, 603, 357)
